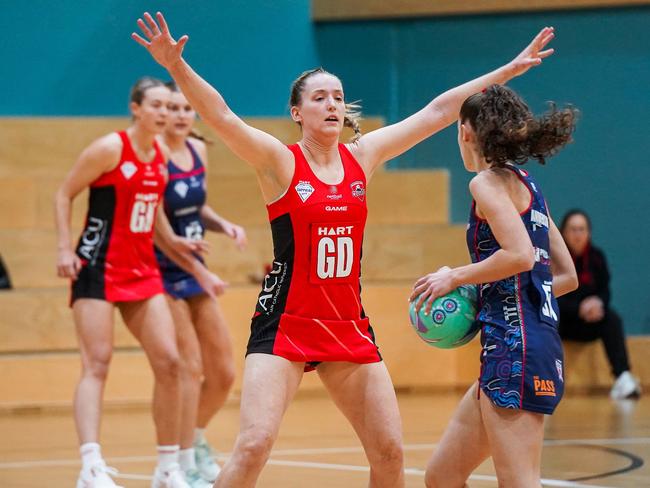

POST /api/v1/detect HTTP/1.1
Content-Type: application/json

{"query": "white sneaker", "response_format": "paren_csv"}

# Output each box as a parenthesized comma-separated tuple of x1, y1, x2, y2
(151, 462, 191, 488)
(76, 462, 124, 488)
(184, 468, 213, 488)
(610, 371, 642, 400)
(194, 440, 221, 482)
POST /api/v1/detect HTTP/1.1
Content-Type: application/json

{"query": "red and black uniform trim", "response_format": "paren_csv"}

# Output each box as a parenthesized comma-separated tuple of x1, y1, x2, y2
(246, 144, 381, 369)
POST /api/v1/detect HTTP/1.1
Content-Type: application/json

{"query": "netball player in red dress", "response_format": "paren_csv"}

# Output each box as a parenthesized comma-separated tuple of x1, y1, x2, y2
(55, 77, 224, 488)
(133, 12, 555, 487)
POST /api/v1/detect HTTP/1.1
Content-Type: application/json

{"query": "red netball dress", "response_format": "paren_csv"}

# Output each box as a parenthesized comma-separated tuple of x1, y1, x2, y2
(71, 131, 166, 303)
(246, 144, 382, 367)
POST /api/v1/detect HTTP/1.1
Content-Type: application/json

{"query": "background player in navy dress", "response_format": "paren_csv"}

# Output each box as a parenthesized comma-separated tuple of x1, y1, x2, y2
(158, 83, 247, 486)
(134, 12, 556, 487)
(558, 209, 641, 399)
(55, 77, 224, 488)
(411, 85, 578, 487)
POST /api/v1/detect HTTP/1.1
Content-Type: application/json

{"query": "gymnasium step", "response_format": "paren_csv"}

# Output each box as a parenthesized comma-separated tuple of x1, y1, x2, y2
(0, 117, 384, 178)
(0, 223, 468, 288)
(2, 285, 648, 409)
(0, 169, 449, 231)
(0, 284, 481, 408)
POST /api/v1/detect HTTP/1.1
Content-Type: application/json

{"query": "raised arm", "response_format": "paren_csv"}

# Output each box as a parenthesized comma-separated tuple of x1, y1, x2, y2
(132, 12, 292, 173)
(54, 134, 121, 279)
(353, 27, 555, 175)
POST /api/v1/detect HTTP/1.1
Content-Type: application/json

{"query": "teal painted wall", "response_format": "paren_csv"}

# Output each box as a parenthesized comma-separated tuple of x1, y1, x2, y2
(316, 8, 650, 334)
(1, 1, 317, 115)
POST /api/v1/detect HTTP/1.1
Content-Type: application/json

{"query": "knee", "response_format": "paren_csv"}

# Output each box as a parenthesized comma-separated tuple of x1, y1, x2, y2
(234, 429, 275, 467)
(205, 363, 236, 392)
(151, 350, 182, 383)
(369, 437, 403, 470)
(82, 349, 112, 382)
(181, 357, 204, 383)
(424, 469, 441, 488)
(424, 470, 464, 488)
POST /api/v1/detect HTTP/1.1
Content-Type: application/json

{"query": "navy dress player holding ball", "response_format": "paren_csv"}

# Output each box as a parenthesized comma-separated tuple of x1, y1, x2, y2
(411, 85, 579, 487)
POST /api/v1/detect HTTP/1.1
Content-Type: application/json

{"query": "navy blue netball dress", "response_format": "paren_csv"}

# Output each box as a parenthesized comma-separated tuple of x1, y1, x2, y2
(156, 141, 207, 299)
(467, 165, 564, 414)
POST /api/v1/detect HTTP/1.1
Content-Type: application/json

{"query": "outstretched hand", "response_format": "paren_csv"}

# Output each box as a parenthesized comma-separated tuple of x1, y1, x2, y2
(132, 11, 188, 70)
(508, 26, 555, 78)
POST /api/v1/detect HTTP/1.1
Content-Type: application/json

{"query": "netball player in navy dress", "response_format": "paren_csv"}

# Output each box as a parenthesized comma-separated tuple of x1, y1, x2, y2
(134, 12, 556, 487)
(55, 77, 224, 488)
(411, 85, 579, 487)
(157, 83, 246, 486)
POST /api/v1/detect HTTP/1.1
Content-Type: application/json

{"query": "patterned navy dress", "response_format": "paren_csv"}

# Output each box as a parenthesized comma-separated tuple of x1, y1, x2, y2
(467, 165, 564, 414)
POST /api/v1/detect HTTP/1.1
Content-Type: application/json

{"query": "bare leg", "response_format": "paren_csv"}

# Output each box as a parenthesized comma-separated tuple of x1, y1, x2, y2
(214, 354, 304, 488)
(188, 294, 235, 429)
(166, 296, 202, 449)
(424, 382, 490, 488)
(72, 299, 115, 444)
(318, 361, 404, 488)
(479, 392, 545, 488)
(119, 294, 181, 445)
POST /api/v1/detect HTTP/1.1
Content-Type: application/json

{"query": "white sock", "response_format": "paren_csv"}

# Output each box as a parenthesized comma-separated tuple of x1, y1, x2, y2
(194, 428, 207, 445)
(179, 448, 197, 471)
(156, 445, 180, 471)
(80, 442, 103, 471)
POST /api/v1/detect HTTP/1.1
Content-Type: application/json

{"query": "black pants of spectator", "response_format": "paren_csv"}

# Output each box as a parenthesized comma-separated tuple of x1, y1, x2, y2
(558, 310, 631, 378)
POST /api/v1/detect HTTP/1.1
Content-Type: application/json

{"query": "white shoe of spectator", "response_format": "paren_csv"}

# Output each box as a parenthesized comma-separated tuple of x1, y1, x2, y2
(610, 371, 641, 400)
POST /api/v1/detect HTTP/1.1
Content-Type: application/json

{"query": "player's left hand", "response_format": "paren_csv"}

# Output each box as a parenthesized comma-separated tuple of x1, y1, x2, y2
(507, 26, 555, 78)
(221, 221, 248, 251)
(410, 266, 456, 314)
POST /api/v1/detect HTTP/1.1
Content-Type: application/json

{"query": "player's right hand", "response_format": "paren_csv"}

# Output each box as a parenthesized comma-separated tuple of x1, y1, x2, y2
(132, 12, 189, 70)
(57, 249, 82, 280)
(198, 270, 229, 298)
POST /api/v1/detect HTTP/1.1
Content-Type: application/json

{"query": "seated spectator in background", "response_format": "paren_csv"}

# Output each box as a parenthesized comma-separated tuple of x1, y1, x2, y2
(0, 254, 12, 290)
(558, 209, 641, 399)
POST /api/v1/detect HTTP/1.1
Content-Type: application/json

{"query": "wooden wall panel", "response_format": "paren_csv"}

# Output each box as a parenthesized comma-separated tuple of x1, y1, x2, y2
(313, 0, 650, 21)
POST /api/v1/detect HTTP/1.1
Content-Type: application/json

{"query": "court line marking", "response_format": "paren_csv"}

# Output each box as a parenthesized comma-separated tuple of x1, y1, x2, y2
(1, 438, 649, 468)
(0, 437, 646, 488)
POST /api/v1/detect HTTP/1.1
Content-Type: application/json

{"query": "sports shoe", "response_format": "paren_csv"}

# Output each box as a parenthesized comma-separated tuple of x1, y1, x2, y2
(184, 468, 213, 488)
(194, 439, 221, 482)
(76, 462, 123, 488)
(610, 371, 642, 400)
(151, 462, 190, 488)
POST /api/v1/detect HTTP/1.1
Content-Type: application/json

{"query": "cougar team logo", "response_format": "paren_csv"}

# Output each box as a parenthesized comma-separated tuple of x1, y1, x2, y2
(350, 180, 365, 201)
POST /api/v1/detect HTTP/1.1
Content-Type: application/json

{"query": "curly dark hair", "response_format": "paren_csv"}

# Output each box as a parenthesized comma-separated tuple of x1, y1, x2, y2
(459, 85, 578, 166)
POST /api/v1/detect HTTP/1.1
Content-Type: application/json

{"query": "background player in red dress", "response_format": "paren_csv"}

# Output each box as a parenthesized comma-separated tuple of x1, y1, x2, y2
(158, 83, 247, 485)
(55, 77, 224, 488)
(134, 12, 555, 487)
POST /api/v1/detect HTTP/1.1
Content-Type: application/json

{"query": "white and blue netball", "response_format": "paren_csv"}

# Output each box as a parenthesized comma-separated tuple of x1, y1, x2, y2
(409, 285, 480, 349)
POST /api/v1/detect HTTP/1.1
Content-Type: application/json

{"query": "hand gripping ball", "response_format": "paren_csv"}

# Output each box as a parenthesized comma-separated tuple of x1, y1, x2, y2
(409, 285, 480, 349)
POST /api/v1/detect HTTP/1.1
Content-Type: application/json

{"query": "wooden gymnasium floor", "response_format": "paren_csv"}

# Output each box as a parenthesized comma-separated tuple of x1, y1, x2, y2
(0, 391, 648, 487)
